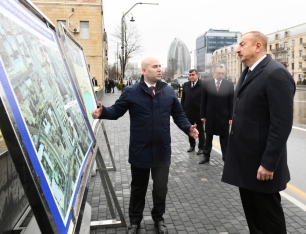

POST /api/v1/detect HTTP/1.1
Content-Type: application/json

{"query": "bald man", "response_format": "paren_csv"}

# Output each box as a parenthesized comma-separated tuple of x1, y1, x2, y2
(92, 57, 198, 234)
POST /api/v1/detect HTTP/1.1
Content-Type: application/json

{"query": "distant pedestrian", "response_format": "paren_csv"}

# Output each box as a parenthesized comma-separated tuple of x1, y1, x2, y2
(92, 77, 98, 86)
(222, 31, 295, 234)
(104, 78, 111, 93)
(199, 64, 234, 163)
(181, 69, 205, 155)
(110, 78, 115, 93)
(126, 77, 133, 86)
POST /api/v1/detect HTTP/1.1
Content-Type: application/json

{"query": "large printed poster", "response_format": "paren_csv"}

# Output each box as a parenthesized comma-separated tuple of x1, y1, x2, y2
(58, 23, 97, 125)
(0, 0, 95, 233)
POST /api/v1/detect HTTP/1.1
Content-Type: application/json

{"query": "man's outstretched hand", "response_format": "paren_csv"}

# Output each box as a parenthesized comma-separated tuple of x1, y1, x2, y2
(92, 101, 103, 119)
(189, 124, 199, 139)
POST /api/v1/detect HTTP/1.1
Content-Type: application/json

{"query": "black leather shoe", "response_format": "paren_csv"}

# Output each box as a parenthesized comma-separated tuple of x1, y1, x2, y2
(155, 221, 168, 234)
(126, 224, 140, 234)
(196, 149, 203, 155)
(187, 147, 195, 152)
(199, 157, 210, 164)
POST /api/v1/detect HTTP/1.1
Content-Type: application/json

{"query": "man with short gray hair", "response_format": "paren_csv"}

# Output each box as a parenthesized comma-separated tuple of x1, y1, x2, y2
(200, 63, 234, 164)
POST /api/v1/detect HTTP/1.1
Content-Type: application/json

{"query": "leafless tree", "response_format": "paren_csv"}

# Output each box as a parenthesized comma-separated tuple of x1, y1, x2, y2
(108, 63, 118, 80)
(111, 22, 144, 80)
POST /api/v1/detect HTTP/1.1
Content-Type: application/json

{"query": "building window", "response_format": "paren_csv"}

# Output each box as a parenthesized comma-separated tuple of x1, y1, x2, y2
(80, 21, 90, 39)
(299, 50, 302, 57)
(292, 40, 295, 46)
(292, 51, 294, 58)
(275, 34, 279, 40)
(284, 42, 288, 49)
(269, 45, 272, 51)
(300, 38, 303, 44)
(88, 64, 90, 71)
(299, 62, 302, 69)
(292, 63, 294, 70)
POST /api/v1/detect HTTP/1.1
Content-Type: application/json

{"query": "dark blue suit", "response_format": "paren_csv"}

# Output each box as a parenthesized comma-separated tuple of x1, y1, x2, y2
(99, 76, 191, 224)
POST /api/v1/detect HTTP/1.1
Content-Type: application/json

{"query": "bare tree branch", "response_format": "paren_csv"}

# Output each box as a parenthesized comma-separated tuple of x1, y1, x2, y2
(111, 22, 144, 78)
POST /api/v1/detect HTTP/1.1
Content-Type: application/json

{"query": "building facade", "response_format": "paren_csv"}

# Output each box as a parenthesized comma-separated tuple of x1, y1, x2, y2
(32, 0, 108, 89)
(266, 23, 306, 84)
(167, 38, 191, 77)
(196, 29, 241, 73)
(212, 23, 306, 85)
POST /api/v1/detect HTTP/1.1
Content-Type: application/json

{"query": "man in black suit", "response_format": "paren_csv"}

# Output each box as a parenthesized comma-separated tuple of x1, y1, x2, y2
(222, 31, 295, 233)
(181, 69, 205, 155)
(127, 78, 133, 86)
(104, 78, 110, 93)
(92, 77, 98, 86)
(199, 64, 234, 164)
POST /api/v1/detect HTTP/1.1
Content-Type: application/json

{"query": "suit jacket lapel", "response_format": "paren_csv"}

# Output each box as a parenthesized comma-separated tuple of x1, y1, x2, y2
(238, 55, 271, 91)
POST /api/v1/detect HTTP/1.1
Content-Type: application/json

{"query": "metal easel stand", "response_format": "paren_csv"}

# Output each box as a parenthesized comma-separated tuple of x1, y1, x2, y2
(101, 121, 116, 171)
(90, 120, 126, 228)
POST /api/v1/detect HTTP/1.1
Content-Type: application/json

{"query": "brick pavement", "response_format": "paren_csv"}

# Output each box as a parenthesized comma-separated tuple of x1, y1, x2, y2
(87, 87, 306, 234)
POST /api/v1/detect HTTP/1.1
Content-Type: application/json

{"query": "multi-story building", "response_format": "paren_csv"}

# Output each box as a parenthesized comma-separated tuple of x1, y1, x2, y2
(32, 0, 108, 89)
(195, 29, 241, 73)
(267, 23, 306, 84)
(212, 23, 306, 85)
(167, 38, 191, 77)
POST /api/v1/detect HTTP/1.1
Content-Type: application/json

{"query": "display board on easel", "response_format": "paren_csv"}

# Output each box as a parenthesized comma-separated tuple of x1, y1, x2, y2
(0, 0, 95, 233)
(57, 22, 97, 127)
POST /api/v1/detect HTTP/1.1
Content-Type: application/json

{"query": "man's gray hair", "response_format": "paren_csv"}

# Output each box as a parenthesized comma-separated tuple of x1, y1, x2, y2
(213, 63, 226, 72)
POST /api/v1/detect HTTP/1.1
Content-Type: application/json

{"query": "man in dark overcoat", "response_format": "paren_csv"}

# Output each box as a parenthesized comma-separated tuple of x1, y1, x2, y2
(199, 64, 234, 163)
(92, 57, 199, 234)
(222, 31, 295, 234)
(181, 69, 205, 155)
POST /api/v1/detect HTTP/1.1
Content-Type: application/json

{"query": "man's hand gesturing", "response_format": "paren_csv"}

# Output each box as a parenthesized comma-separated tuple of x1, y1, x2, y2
(189, 124, 199, 139)
(92, 101, 103, 119)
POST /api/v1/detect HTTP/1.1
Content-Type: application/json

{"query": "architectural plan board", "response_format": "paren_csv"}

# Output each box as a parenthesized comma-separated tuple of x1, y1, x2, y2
(57, 22, 97, 126)
(0, 0, 95, 233)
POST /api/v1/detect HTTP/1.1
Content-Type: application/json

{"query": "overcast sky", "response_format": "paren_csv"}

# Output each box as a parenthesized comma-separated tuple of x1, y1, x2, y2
(103, 0, 305, 68)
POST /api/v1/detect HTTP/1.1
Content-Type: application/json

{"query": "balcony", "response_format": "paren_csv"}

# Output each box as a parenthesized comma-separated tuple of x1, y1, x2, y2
(303, 55, 306, 61)
(275, 57, 288, 64)
(271, 47, 290, 54)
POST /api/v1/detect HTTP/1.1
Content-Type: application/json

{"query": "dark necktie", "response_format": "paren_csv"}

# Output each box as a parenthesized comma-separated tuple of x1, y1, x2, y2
(243, 69, 251, 84)
(216, 81, 220, 92)
(149, 86, 155, 97)
(192, 82, 195, 88)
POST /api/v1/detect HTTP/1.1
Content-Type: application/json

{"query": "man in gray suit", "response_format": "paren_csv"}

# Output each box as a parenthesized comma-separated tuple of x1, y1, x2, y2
(222, 31, 295, 233)
(199, 64, 234, 163)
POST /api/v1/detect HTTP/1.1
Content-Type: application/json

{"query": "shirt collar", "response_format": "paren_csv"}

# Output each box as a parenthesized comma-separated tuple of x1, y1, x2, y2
(144, 80, 156, 88)
(214, 78, 222, 84)
(249, 54, 267, 71)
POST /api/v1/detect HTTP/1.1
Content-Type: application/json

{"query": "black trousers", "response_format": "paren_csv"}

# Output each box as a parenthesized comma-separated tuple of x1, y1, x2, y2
(188, 120, 205, 149)
(203, 133, 228, 160)
(239, 188, 286, 234)
(129, 165, 169, 225)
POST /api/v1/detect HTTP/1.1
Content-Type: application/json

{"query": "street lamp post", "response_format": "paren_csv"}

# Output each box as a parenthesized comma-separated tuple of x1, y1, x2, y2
(121, 2, 158, 82)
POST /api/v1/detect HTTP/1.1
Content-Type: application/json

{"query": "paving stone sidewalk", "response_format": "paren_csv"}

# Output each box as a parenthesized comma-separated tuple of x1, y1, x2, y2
(87, 88, 306, 234)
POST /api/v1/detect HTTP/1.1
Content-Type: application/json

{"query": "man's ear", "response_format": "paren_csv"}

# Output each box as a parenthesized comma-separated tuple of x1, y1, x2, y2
(255, 42, 262, 52)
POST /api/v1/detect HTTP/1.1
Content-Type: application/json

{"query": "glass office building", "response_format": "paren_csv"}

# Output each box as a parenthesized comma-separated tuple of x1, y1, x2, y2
(196, 29, 240, 72)
(167, 38, 191, 75)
